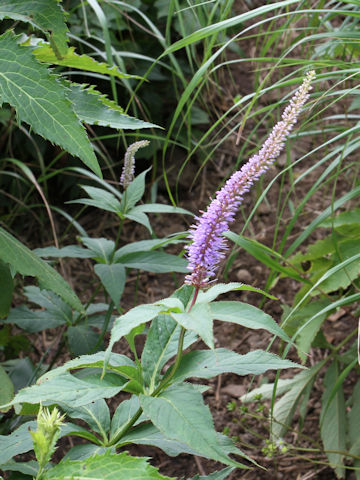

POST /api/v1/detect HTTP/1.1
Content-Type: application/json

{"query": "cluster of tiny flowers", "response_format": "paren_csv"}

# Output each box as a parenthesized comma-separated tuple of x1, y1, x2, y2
(185, 71, 315, 288)
(120, 140, 150, 189)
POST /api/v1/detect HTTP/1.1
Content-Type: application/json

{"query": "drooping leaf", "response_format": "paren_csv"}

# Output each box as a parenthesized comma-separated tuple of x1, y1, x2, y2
(6, 305, 67, 332)
(196, 282, 277, 304)
(271, 362, 325, 439)
(0, 227, 83, 312)
(171, 303, 214, 349)
(81, 237, 115, 263)
(62, 400, 110, 439)
(140, 383, 250, 468)
(0, 460, 38, 476)
(43, 451, 173, 480)
(0, 31, 101, 176)
(67, 325, 101, 356)
(171, 349, 300, 383)
(94, 263, 126, 308)
(0, 420, 37, 464)
(141, 315, 198, 390)
(113, 236, 186, 259)
(3, 372, 128, 410)
(105, 304, 166, 366)
(320, 361, 346, 479)
(0, 0, 68, 56)
(0, 260, 13, 318)
(110, 396, 141, 441)
(72, 188, 122, 214)
(34, 245, 93, 259)
(67, 83, 159, 130)
(0, 365, 14, 411)
(37, 351, 136, 383)
(120, 423, 199, 456)
(210, 301, 291, 343)
(116, 251, 188, 273)
(133, 204, 192, 215)
(0, 421, 84, 465)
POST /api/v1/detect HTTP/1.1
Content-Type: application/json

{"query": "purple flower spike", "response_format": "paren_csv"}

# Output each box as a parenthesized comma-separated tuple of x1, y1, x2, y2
(185, 71, 316, 288)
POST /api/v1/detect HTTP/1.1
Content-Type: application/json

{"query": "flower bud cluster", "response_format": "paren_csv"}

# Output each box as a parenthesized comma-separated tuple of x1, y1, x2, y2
(120, 140, 150, 189)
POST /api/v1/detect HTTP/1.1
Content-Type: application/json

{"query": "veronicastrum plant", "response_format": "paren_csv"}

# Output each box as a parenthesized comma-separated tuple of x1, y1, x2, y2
(0, 72, 315, 479)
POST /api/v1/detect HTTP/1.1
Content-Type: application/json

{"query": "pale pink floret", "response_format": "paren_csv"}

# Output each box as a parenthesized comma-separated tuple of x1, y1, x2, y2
(185, 71, 316, 288)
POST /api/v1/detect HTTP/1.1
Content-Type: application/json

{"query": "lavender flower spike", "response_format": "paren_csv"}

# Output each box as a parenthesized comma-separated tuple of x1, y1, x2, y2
(185, 71, 315, 288)
(120, 140, 150, 189)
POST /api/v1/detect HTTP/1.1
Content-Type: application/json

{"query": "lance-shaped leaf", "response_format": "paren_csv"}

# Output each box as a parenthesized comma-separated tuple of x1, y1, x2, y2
(171, 349, 300, 383)
(0, 31, 101, 176)
(34, 43, 138, 80)
(0, 227, 83, 312)
(43, 451, 173, 480)
(0, 0, 68, 56)
(320, 361, 346, 479)
(3, 373, 128, 410)
(67, 83, 159, 130)
(0, 421, 88, 465)
(141, 315, 198, 390)
(61, 399, 110, 440)
(171, 303, 214, 349)
(116, 251, 188, 273)
(94, 263, 126, 308)
(210, 301, 291, 343)
(0, 260, 13, 318)
(196, 282, 277, 304)
(140, 383, 251, 468)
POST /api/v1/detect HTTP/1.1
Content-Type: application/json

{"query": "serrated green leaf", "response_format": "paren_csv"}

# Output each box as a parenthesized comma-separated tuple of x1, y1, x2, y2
(0, 227, 83, 312)
(171, 303, 214, 349)
(141, 315, 198, 391)
(94, 263, 126, 308)
(3, 372, 128, 410)
(43, 451, 174, 480)
(171, 349, 300, 383)
(114, 236, 186, 259)
(62, 400, 110, 440)
(67, 83, 159, 130)
(37, 351, 136, 383)
(320, 361, 346, 478)
(140, 383, 250, 468)
(124, 211, 152, 232)
(67, 325, 101, 355)
(0, 0, 68, 56)
(0, 460, 38, 475)
(116, 250, 188, 273)
(34, 43, 138, 80)
(133, 204, 192, 215)
(34, 245, 93, 259)
(0, 31, 101, 176)
(196, 282, 277, 304)
(120, 423, 199, 456)
(5, 305, 66, 332)
(0, 421, 83, 465)
(74, 187, 122, 214)
(81, 237, 115, 263)
(110, 396, 140, 441)
(105, 305, 165, 365)
(210, 301, 291, 343)
(0, 260, 13, 318)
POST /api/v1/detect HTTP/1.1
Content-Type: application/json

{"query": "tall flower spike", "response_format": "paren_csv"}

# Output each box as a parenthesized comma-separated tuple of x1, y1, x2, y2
(120, 140, 150, 189)
(185, 71, 316, 288)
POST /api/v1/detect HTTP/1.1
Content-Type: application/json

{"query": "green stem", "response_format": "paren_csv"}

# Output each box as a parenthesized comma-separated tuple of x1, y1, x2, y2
(109, 287, 200, 446)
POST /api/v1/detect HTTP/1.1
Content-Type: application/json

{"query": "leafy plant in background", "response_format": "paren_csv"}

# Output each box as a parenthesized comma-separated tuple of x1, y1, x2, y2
(0, 68, 314, 479)
(224, 3, 360, 477)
